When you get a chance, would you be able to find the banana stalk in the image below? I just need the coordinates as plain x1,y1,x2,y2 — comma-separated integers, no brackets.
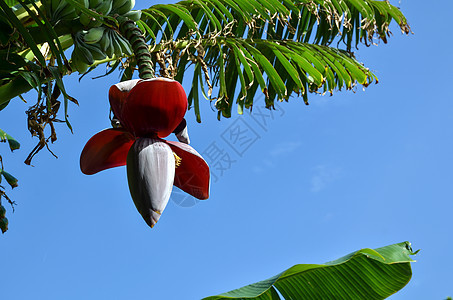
119,17,154,79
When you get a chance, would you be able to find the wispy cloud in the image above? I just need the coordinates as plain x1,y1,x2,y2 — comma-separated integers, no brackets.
252,159,275,174
269,141,302,157
252,141,301,174
310,165,341,192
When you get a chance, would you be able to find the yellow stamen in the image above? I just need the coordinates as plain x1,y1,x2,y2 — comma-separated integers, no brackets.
173,152,182,168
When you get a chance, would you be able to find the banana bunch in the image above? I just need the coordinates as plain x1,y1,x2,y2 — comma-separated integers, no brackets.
73,0,88,16
84,27,105,44
71,31,107,74
70,0,140,73
112,0,142,22
71,28,133,73
100,28,133,58
44,0,77,23
77,0,139,27
43,0,140,26
111,0,135,15
122,10,142,22
79,0,115,26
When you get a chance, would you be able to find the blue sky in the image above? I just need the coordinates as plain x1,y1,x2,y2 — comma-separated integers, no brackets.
1,0,452,299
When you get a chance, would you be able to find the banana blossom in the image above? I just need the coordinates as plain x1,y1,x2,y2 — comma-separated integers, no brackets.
80,78,210,228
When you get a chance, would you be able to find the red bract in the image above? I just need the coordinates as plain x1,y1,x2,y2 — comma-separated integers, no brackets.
80,78,210,227
80,128,135,175
109,78,188,138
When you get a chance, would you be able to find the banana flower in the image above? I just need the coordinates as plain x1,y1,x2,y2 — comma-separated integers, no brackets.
80,78,210,228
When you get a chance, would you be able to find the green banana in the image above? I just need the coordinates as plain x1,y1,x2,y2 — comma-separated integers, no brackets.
56,1,77,20
112,0,128,12
61,8,78,20
73,33,94,64
77,0,90,8
123,10,141,21
84,43,107,60
95,0,113,15
75,29,107,61
84,27,105,44
99,29,111,51
53,1,68,16
103,30,115,57
74,0,89,16
88,0,103,9
79,12,91,26
71,50,89,73
109,30,123,57
76,45,94,65
116,0,134,15
47,0,76,22
116,33,132,56
79,1,104,27
105,43,114,58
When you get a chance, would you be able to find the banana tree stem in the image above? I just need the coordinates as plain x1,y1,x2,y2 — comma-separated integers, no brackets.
118,17,154,80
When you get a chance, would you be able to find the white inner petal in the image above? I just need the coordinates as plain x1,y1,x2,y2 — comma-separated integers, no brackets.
127,138,175,227
113,79,141,92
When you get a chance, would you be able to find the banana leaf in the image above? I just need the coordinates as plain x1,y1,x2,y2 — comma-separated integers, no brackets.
139,0,409,120
203,242,418,300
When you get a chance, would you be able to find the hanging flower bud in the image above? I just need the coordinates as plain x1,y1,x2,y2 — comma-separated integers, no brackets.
126,137,175,228
81,78,210,228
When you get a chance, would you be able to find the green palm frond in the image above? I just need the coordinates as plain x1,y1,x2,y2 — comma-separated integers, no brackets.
187,38,376,120
0,0,410,119
143,0,410,48
0,0,410,163
136,0,410,120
